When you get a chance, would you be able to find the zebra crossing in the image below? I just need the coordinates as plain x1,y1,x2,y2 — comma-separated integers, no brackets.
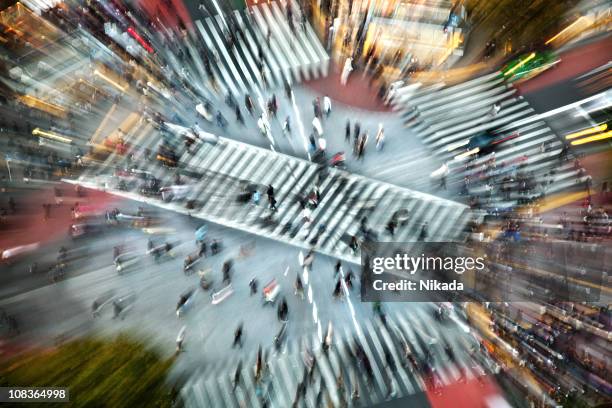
186,0,329,98
391,72,589,211
74,118,472,264
180,305,489,408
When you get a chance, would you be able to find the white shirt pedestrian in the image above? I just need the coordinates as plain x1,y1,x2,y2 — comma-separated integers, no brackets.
340,57,353,86
176,325,186,352
323,96,332,117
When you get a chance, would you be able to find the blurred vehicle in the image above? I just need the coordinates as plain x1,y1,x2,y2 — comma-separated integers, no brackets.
465,130,519,156
115,212,154,228
502,50,559,83
73,203,107,220
69,220,109,238
157,143,177,167
161,185,191,202
1,242,40,263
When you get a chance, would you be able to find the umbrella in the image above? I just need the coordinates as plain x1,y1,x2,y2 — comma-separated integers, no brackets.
195,225,208,241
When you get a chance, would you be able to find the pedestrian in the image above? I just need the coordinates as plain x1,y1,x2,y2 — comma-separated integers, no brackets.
233,361,242,390
222,260,233,284
349,235,358,253
333,278,343,298
245,94,254,116
269,196,277,211
235,105,244,125
283,116,291,135
345,120,351,143
249,277,258,295
323,95,332,117
216,110,226,127
375,123,384,151
340,57,353,85
345,269,353,290
278,297,288,321
233,323,244,348
198,241,207,257
294,275,304,298
353,121,360,142
176,325,186,353
419,222,428,241
334,260,341,278
266,184,274,202
284,80,292,99
252,190,261,205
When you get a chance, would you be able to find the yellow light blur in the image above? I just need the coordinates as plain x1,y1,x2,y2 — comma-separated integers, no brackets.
32,128,72,144
94,69,127,92
447,139,470,151
565,123,607,139
545,16,587,45
570,130,612,145
504,52,536,76
454,147,479,160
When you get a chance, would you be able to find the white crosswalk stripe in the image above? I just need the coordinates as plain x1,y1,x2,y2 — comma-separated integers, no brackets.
392,71,587,211
179,307,487,407
189,1,330,97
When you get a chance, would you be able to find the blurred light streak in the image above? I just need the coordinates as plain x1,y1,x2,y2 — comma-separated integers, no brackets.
504,52,535,76
504,92,608,130
90,104,118,145
18,94,66,117
127,27,153,53
94,70,128,92
447,139,469,152
32,128,72,144
565,123,607,139
545,16,589,45
570,130,612,145
454,147,479,160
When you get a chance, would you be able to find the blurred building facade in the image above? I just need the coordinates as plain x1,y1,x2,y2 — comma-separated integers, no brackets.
314,0,467,81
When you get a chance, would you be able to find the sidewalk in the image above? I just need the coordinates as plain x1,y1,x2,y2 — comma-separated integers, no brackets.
303,62,391,112
0,184,118,252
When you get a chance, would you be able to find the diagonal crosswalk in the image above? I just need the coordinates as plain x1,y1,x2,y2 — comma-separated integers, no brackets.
73,120,472,264
179,306,489,408
391,72,589,211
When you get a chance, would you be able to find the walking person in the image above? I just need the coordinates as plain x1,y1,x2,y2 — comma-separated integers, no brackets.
282,116,291,135
294,274,304,299
334,260,342,278
353,121,361,143
375,123,384,151
333,277,343,299
345,269,353,290
245,94,254,116
249,277,258,295
323,95,332,117
235,105,244,125
340,57,353,85
232,361,243,390
345,120,351,143
233,323,244,348
176,325,186,353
